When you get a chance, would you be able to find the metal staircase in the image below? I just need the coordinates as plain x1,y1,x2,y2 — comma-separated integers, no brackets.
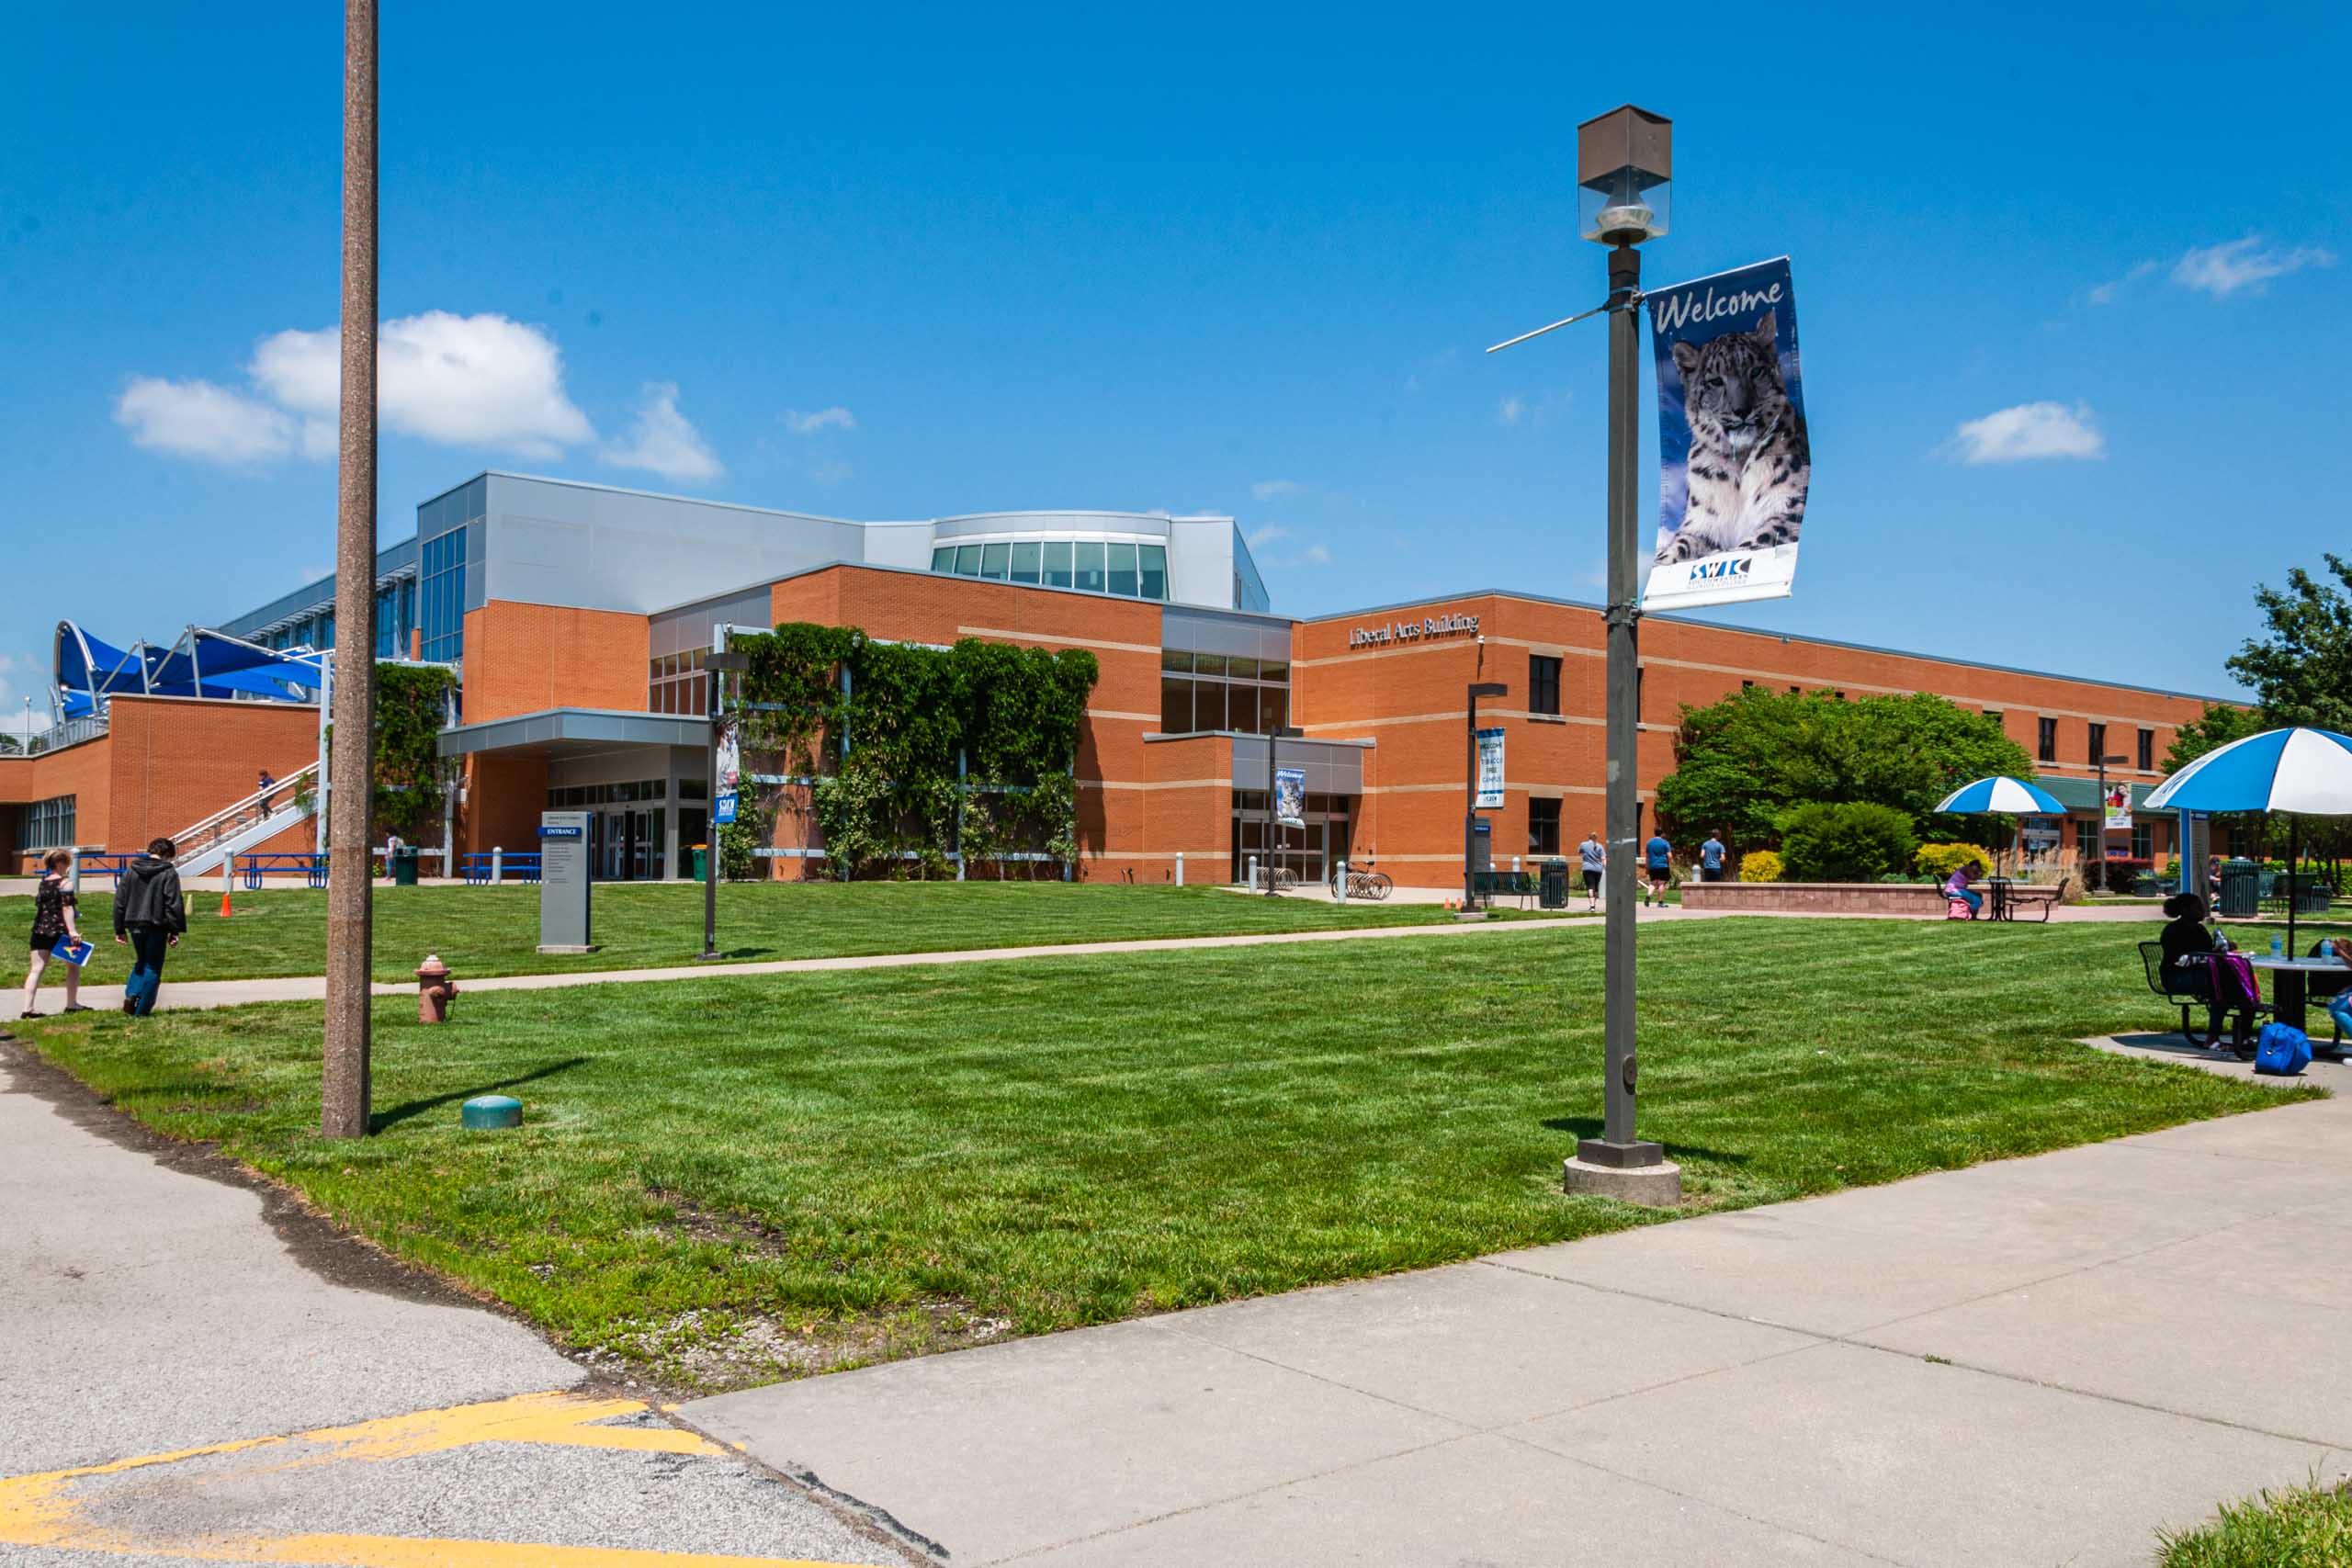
168,761,320,877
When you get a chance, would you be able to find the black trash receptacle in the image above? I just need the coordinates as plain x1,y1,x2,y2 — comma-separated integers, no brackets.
1540,858,1569,910
2217,858,2260,919
391,846,420,886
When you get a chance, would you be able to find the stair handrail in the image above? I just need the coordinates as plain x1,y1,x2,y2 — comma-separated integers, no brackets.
166,761,320,853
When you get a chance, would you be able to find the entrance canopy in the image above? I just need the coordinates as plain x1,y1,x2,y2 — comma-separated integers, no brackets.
54,622,326,716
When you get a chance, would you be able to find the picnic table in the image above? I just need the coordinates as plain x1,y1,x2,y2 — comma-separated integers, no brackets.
2245,953,2352,1036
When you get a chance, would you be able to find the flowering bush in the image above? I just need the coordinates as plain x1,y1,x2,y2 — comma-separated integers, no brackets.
1916,842,1995,881
1737,849,1784,883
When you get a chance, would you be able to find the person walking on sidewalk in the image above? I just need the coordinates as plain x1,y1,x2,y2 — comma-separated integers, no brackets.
113,838,186,1018
1643,829,1674,908
1577,830,1605,910
21,850,93,1019
1699,831,1728,883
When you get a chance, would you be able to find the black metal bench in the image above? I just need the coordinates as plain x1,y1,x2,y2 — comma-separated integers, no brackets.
2137,941,2266,1054
1472,869,1538,908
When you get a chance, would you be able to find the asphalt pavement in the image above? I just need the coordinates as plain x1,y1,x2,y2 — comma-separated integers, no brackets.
0,1032,914,1568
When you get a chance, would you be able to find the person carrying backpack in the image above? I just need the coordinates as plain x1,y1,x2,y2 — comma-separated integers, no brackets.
113,838,186,1018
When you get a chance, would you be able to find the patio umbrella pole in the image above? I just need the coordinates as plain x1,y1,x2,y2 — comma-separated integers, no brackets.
2288,815,2298,957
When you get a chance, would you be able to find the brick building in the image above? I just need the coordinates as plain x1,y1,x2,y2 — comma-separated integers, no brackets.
6,472,2223,886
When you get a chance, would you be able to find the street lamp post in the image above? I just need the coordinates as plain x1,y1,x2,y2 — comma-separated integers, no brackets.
1464,682,1508,908
2093,751,2129,892
1263,724,1305,894
700,650,752,959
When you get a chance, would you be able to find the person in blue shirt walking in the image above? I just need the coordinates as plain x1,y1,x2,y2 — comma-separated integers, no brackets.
1699,831,1728,883
1643,830,1673,908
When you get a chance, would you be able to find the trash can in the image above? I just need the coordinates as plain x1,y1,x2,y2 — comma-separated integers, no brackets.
692,844,709,884
2217,858,2260,919
391,846,420,886
1540,858,1569,910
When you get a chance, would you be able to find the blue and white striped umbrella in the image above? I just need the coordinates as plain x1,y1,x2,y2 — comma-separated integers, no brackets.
1932,775,2068,815
2143,727,2352,814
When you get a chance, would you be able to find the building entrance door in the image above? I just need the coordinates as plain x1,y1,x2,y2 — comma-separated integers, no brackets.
594,807,666,881
1231,792,1354,887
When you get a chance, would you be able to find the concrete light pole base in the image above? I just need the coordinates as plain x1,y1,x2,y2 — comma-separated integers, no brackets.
1563,1148,1683,1207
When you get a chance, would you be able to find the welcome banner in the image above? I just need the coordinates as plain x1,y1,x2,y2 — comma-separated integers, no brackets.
1644,257,1812,611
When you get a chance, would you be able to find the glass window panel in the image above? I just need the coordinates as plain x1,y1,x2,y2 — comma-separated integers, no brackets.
1011,540,1042,584
1160,649,1193,673
1074,541,1106,593
955,545,982,576
1161,677,1193,732
1227,656,1260,681
1258,660,1289,683
1228,685,1264,733
1193,653,1228,679
1261,687,1288,731
980,542,1011,579
1044,540,1074,588
931,547,956,572
1106,542,1138,597
1139,544,1167,600
1192,682,1227,732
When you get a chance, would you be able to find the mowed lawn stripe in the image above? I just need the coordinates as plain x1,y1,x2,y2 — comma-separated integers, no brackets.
13,916,2303,1392
1,880,1453,986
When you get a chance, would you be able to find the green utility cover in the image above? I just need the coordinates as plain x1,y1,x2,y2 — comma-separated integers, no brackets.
461,1095,522,1130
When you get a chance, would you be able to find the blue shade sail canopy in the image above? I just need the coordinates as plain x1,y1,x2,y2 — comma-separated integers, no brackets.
1932,775,2067,816
2143,728,2352,815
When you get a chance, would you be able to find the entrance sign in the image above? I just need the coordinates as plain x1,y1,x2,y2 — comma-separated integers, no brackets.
1475,727,1506,810
1643,257,1811,612
1273,767,1306,829
537,809,595,953
713,721,741,827
2104,784,2132,831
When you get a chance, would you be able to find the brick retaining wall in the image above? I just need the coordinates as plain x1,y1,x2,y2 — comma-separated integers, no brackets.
1679,881,1954,915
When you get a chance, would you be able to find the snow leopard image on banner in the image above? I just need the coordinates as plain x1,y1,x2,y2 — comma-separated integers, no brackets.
1644,256,1811,611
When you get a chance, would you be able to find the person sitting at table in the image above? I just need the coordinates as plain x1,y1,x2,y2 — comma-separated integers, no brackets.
2324,940,2352,1042
1944,862,1983,918
2162,893,2261,1047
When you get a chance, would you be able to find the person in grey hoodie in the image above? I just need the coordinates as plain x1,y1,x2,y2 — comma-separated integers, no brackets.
112,838,186,1018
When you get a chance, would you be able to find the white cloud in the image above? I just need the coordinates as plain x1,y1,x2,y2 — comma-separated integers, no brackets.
1246,524,1288,550
1251,479,1305,502
1302,543,1332,565
2086,259,2157,305
2172,236,2337,297
1948,401,2105,463
781,406,856,435
114,377,297,465
601,382,722,485
1498,396,1525,426
252,311,594,459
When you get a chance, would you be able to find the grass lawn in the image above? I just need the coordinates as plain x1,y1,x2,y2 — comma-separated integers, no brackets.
0,880,1455,987
11,915,2309,1393
2158,1476,2352,1566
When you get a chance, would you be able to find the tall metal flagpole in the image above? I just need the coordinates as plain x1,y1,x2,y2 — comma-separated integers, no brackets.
322,0,378,1140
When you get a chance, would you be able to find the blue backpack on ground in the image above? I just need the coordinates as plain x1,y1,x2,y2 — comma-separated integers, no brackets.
2254,1022,2312,1076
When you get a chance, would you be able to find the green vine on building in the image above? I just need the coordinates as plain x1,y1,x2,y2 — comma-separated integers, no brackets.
726,624,1099,879
307,661,461,842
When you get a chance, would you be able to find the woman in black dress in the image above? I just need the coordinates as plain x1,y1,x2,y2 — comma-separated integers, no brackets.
21,849,90,1018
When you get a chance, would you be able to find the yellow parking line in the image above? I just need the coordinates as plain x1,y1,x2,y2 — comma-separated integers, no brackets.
0,1393,874,1568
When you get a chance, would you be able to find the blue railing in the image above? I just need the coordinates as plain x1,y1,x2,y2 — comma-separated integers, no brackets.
459,852,542,885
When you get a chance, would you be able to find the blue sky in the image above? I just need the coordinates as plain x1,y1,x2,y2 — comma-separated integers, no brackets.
5,0,2348,733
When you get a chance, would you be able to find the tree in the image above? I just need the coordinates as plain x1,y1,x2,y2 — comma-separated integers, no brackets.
2162,701,2265,773
1653,687,2033,845
2227,552,2352,734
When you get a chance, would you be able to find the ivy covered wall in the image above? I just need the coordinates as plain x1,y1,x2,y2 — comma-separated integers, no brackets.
728,624,1099,879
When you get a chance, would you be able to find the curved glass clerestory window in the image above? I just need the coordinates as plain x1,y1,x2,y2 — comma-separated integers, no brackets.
929,536,1172,602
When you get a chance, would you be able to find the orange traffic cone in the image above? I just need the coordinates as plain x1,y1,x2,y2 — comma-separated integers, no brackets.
220,891,233,918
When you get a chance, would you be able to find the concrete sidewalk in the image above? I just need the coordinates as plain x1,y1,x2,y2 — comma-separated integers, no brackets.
0,1034,910,1565
684,1071,2352,1567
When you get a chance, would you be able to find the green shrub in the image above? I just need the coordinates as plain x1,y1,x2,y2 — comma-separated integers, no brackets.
1736,849,1783,883
1777,802,1918,883
1916,842,1995,881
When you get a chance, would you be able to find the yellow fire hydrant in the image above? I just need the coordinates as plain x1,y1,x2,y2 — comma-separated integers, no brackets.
415,953,458,1024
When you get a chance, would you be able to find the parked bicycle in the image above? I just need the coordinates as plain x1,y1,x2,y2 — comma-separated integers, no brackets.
1331,860,1393,901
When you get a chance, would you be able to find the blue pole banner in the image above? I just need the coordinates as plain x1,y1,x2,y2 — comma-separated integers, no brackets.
1643,257,1811,612
1475,728,1506,811
1274,766,1306,829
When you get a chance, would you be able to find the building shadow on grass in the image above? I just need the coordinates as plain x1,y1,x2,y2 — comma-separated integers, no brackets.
370,1056,590,1134
1540,1115,1752,1168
